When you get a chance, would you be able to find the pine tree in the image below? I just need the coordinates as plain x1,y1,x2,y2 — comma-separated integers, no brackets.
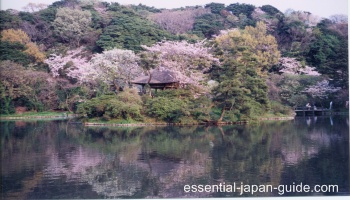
211,22,280,121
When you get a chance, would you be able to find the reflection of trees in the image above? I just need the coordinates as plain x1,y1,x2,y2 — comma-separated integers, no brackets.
4,171,44,200
206,117,349,197
207,124,283,197
66,125,215,198
67,117,348,197
279,116,349,195
1,117,348,198
280,116,348,165
1,120,69,199
140,128,213,198
1,120,67,176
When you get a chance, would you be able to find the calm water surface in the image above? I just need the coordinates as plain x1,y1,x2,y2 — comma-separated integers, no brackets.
1,116,349,199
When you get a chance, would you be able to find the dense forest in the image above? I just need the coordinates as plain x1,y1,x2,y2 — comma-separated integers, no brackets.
0,0,348,123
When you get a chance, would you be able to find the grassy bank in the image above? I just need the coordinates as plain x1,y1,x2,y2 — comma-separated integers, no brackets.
0,111,70,117
80,113,296,127
0,111,78,120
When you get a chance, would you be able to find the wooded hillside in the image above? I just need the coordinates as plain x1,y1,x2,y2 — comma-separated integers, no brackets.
0,0,348,122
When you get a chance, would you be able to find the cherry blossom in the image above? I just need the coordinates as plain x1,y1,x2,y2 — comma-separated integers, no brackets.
141,40,219,88
84,49,143,88
45,47,88,79
278,57,320,76
46,48,142,89
304,80,340,99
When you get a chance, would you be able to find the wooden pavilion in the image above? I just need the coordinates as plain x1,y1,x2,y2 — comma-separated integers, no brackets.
131,69,180,90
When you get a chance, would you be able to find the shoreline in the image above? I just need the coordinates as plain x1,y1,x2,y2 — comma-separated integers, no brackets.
259,116,295,121
0,114,80,120
84,121,249,127
1,114,293,126
1,112,348,126
84,116,297,127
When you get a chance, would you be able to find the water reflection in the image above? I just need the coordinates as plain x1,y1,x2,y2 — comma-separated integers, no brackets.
1,116,349,199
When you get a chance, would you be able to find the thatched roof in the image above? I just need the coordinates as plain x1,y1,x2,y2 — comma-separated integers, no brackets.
131,69,179,85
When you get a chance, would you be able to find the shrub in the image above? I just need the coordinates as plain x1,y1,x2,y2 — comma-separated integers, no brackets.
145,97,189,122
190,95,212,121
148,89,214,123
154,89,192,99
76,89,143,121
105,99,143,120
270,101,293,115
76,94,113,117
116,88,142,105
0,96,15,114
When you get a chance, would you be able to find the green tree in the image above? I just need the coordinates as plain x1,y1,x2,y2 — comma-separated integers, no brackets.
96,14,174,52
205,3,225,15
131,3,161,14
226,3,256,18
260,5,281,16
274,11,318,59
0,41,32,65
38,7,57,22
19,12,36,24
193,13,224,38
226,3,256,28
211,58,270,121
53,7,92,46
211,22,280,121
0,10,21,31
216,22,280,76
1,29,45,63
306,20,348,88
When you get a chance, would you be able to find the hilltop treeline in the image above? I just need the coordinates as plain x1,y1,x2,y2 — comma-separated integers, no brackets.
0,0,348,122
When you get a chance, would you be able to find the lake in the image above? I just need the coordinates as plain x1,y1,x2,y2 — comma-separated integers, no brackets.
1,116,349,199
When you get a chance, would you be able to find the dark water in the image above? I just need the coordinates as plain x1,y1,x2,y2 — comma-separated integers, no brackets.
1,116,349,199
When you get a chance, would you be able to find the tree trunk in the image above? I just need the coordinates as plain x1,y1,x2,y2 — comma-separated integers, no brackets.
65,94,72,113
113,79,120,93
147,72,152,84
205,103,215,122
218,108,226,122
218,126,225,138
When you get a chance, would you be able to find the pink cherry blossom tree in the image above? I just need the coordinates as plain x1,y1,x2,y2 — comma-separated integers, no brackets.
304,80,340,100
83,49,143,91
46,48,143,91
278,57,320,76
141,40,219,89
45,47,89,79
